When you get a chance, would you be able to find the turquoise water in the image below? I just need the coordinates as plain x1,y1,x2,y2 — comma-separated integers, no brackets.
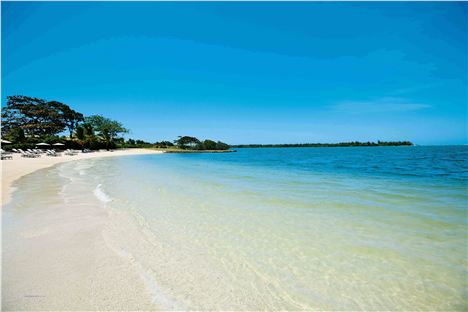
7,146,468,310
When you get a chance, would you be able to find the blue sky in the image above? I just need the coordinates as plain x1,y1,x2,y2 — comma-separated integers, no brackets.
2,2,467,145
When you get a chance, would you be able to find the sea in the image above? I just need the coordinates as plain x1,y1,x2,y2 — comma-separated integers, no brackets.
4,146,468,310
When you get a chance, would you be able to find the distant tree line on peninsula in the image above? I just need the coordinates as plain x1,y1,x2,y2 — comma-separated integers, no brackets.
120,136,230,151
231,141,413,148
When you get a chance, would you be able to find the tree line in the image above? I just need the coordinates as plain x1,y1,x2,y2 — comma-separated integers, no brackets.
173,136,230,150
117,136,230,150
1,95,129,150
1,95,230,151
231,141,414,148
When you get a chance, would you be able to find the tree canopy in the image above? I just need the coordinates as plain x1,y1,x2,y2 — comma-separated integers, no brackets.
174,136,201,149
1,95,67,136
85,115,128,149
1,95,130,150
48,101,84,138
174,136,230,150
1,96,85,139
1,95,232,152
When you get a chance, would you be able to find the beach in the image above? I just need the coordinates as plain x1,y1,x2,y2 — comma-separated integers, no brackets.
1,149,163,205
2,149,165,310
2,1,466,310
2,146,467,310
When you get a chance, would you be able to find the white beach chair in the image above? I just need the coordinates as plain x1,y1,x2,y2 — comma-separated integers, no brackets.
27,149,41,155
19,149,38,158
46,150,60,157
1,149,13,160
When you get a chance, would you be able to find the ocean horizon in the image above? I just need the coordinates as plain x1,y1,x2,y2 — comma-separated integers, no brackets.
3,146,467,310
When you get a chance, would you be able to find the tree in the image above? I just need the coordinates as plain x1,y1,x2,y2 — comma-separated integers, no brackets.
154,141,174,148
4,127,25,143
1,95,66,136
199,139,217,150
75,125,85,150
215,141,230,150
48,101,84,138
74,122,96,150
174,136,200,149
86,115,128,150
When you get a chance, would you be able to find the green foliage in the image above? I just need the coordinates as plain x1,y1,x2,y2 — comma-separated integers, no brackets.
75,125,85,141
4,127,25,143
74,123,97,150
86,115,128,138
195,139,229,150
48,100,84,138
174,136,230,150
197,139,217,150
1,95,67,136
215,141,230,150
118,138,153,148
2,143,37,151
85,115,128,149
174,136,201,149
43,135,63,144
0,95,132,151
232,141,414,148
154,141,174,148
83,123,95,138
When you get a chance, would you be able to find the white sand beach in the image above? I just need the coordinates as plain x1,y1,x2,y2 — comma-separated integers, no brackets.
1,148,162,205
2,149,165,310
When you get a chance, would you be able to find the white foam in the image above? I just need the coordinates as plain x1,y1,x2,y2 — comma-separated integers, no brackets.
93,184,113,203
113,248,178,309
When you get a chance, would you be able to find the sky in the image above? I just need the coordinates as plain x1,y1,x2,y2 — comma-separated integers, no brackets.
1,2,467,145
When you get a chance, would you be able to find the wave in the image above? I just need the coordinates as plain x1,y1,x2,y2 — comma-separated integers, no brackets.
116,248,178,309
94,184,113,203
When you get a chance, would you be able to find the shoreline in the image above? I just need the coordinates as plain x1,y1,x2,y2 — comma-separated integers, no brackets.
2,148,165,310
1,146,466,310
1,148,163,205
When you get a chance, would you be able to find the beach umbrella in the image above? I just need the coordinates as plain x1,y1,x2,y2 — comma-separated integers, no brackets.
1,139,12,144
53,143,65,146
36,142,50,149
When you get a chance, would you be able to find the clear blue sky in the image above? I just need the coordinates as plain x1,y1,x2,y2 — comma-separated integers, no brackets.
2,2,467,145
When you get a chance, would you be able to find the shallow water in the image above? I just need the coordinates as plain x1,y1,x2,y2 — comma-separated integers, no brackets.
4,146,468,310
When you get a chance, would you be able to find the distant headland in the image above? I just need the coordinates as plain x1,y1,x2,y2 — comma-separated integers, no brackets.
231,141,414,148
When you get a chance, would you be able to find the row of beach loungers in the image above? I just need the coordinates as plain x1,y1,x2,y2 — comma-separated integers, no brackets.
1,148,89,159
1,149,13,160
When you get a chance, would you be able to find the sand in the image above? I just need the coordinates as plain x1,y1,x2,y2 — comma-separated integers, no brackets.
1,148,163,205
2,148,164,310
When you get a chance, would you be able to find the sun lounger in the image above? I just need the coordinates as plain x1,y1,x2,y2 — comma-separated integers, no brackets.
19,149,40,158
27,149,41,155
1,149,13,160
46,150,60,157
64,149,78,156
